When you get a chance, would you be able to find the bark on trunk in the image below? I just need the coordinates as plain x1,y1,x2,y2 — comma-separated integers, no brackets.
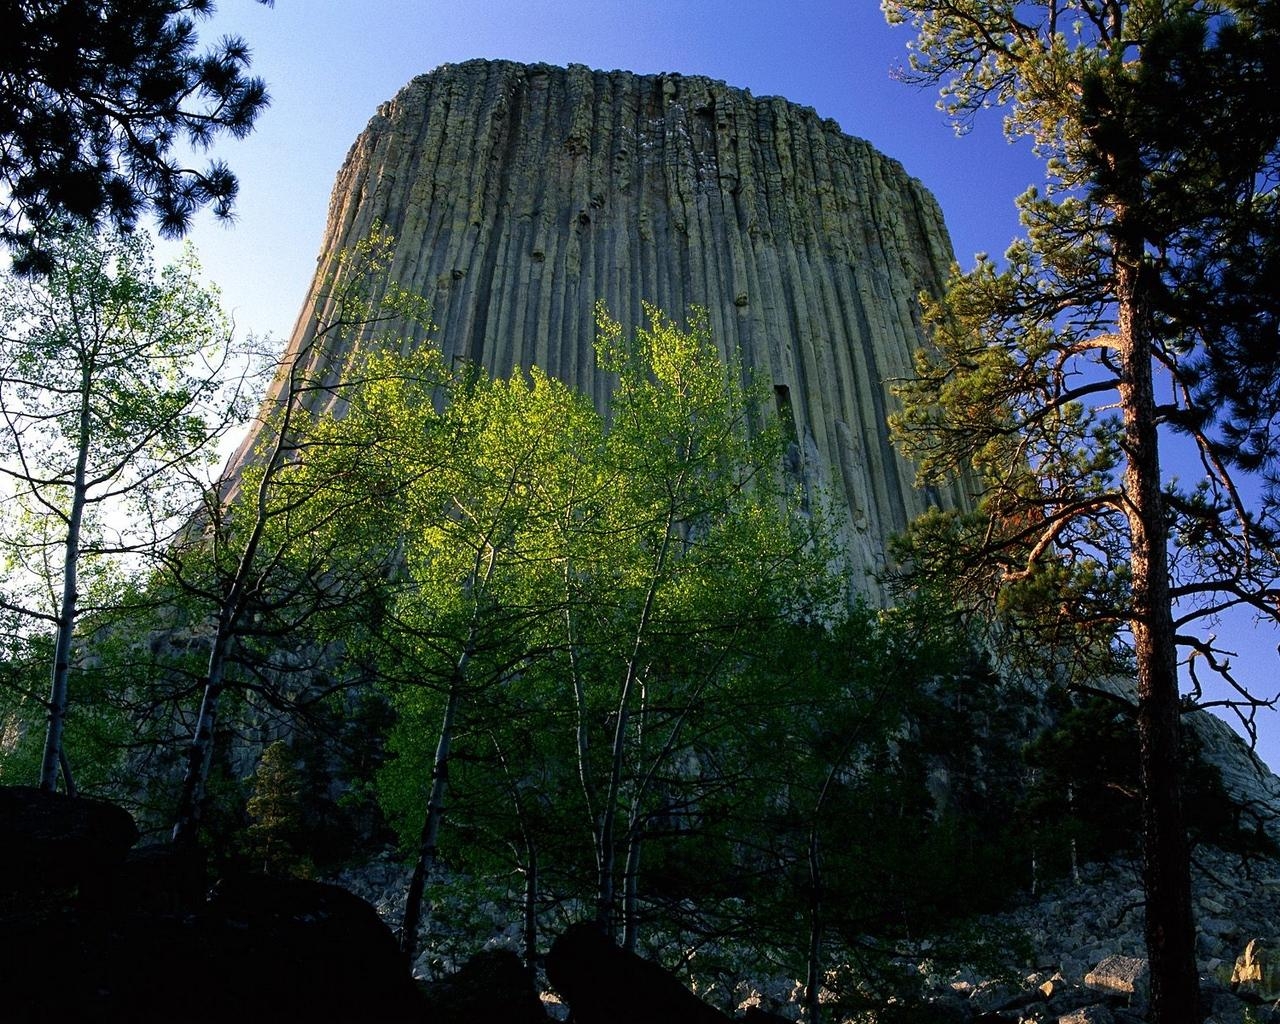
39,386,92,792
400,647,469,962
523,845,539,976
595,516,673,935
622,828,642,954
58,748,76,798
805,823,824,1024
1116,249,1199,1024
171,627,233,847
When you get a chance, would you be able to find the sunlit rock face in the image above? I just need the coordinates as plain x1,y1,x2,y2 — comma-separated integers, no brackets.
244,59,973,599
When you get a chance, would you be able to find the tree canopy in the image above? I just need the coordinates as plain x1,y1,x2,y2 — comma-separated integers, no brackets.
332,304,841,960
0,227,248,792
1,0,272,274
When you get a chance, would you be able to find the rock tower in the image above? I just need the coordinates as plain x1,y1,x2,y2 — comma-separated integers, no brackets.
245,59,973,597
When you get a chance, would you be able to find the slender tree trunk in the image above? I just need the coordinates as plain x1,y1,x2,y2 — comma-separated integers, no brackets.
172,626,234,847
565,567,603,886
171,346,310,842
622,827,642,953
39,388,92,792
58,748,76,798
596,522,672,935
595,680,629,933
523,844,539,976
490,726,540,975
1116,247,1198,1024
805,822,824,1024
400,645,470,962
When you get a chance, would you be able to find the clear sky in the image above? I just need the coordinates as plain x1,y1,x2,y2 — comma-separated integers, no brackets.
165,0,1279,772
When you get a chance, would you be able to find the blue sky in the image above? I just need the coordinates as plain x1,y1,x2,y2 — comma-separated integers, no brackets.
167,1,1279,770
172,1,1043,341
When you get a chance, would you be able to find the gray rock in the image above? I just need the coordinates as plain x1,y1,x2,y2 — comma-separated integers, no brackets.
969,978,1022,1013
1057,1005,1114,1024
1083,955,1149,1005
1201,974,1267,1024
1201,897,1231,916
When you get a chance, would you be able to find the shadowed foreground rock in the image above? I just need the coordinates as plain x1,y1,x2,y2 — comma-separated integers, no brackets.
547,921,733,1023
0,786,426,1023
423,949,548,1023
0,784,138,892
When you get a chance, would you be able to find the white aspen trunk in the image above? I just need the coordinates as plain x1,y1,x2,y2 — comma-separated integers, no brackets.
400,641,472,962
564,560,602,880
805,823,824,1024
39,381,92,793
596,522,671,934
622,827,642,953
522,845,539,974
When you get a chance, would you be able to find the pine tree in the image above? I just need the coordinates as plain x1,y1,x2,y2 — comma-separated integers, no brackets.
883,3,1280,1020
246,740,303,876
1,0,272,274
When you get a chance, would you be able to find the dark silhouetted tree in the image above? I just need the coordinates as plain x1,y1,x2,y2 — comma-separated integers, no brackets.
1,0,273,274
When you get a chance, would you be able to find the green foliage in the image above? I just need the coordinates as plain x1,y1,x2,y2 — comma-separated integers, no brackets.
159,223,440,847
307,302,846,949
882,17,1279,1012
0,631,53,784
0,228,245,566
1022,691,1280,866
0,226,251,790
782,611,1030,934
316,293,1085,977
246,740,309,877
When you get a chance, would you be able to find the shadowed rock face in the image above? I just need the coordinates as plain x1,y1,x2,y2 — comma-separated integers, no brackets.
247,59,973,598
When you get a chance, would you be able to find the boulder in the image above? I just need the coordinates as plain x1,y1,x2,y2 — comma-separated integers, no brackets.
0,871,427,1022
0,785,138,894
81,841,207,912
201,873,426,1020
1083,954,1149,1006
970,977,1047,1015
546,921,733,1023
1231,938,1280,1002
1059,1007,1116,1024
423,949,547,1023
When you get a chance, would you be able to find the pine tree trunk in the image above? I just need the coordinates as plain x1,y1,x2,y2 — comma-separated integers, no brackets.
1116,249,1199,1024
